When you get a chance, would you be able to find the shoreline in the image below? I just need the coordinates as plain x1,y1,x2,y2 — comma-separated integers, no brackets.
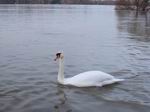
0,1,116,5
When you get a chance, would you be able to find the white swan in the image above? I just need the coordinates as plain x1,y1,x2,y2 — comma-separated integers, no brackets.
54,52,124,87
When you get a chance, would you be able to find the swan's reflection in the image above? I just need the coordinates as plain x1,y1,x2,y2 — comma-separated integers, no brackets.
53,85,72,112
53,83,124,112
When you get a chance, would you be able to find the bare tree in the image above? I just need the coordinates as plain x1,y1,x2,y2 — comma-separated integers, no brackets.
116,0,150,12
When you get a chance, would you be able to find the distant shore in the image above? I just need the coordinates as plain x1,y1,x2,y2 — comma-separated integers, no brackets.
0,1,116,5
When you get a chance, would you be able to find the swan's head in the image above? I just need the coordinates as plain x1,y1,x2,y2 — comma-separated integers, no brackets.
54,52,64,61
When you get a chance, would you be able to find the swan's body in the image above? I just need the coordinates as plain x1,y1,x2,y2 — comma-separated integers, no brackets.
55,53,124,87
64,71,123,87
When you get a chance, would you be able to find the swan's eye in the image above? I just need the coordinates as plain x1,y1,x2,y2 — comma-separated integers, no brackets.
56,53,61,58
54,53,63,61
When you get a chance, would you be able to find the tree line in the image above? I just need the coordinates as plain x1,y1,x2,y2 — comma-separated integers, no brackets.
0,0,115,4
0,0,96,4
116,0,150,12
0,0,58,4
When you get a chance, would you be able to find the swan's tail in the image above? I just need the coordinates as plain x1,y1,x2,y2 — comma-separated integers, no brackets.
113,78,125,82
100,78,124,86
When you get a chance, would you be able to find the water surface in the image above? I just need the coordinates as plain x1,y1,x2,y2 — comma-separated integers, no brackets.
0,5,150,112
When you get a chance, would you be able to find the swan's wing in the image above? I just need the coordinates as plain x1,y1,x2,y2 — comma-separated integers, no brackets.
64,71,114,87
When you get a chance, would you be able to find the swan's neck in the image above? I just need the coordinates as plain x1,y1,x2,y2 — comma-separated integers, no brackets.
58,58,64,84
